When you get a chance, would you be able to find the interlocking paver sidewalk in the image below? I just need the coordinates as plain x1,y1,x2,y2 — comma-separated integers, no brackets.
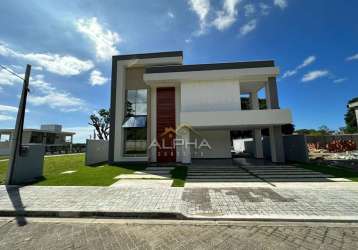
1,184,358,220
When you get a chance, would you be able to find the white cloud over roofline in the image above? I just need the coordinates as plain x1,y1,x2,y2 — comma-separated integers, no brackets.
0,42,94,76
75,17,122,61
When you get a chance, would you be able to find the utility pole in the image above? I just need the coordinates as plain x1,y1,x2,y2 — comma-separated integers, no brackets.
6,64,31,185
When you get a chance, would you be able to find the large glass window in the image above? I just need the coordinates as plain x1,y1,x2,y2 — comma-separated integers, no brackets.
123,89,148,156
124,128,147,155
126,89,147,116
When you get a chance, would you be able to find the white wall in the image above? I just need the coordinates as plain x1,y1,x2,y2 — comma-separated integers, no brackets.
190,129,232,159
0,142,10,156
181,80,241,112
181,109,292,128
85,139,109,165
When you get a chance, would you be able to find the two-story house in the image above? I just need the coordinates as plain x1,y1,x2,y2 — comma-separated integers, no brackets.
109,51,292,164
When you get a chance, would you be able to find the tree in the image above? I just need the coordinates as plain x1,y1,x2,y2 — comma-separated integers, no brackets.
240,97,267,110
295,125,334,136
317,125,332,135
282,123,295,135
89,109,110,140
344,97,358,134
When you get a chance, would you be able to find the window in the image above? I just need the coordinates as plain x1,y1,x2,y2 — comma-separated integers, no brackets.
124,128,147,155
123,89,148,156
46,133,56,144
126,89,147,116
30,132,44,143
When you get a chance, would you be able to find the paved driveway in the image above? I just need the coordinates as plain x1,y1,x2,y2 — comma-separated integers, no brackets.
1,218,358,250
185,158,349,187
2,184,358,221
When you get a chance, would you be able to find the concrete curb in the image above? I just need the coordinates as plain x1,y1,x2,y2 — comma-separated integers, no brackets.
2,210,358,223
0,210,186,220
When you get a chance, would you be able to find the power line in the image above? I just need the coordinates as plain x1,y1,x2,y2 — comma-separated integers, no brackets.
0,64,25,81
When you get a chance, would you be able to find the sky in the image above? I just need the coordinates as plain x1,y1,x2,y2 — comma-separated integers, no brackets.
0,0,357,142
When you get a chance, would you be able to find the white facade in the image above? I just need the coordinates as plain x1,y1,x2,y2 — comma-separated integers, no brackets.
109,51,292,164
181,80,241,112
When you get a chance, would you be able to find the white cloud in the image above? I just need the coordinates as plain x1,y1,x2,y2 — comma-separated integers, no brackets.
333,78,347,83
282,70,297,78
0,104,18,113
25,74,87,112
0,42,94,76
259,2,270,15
302,70,329,82
0,68,23,86
28,91,86,112
23,53,94,76
0,114,15,121
274,0,288,9
89,70,108,86
0,104,29,115
346,53,358,61
240,19,257,35
244,4,255,17
185,38,192,43
282,55,316,78
188,0,211,35
75,17,122,61
30,74,56,93
212,0,241,31
297,56,316,69
167,11,175,18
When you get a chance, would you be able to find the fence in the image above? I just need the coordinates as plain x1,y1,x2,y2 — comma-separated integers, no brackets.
305,134,358,150
85,139,109,165
244,135,309,163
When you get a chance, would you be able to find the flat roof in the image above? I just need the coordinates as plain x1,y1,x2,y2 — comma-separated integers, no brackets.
113,51,183,61
145,60,275,74
0,128,75,135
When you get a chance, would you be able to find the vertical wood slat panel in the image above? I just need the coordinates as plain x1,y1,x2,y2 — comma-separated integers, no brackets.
156,87,176,162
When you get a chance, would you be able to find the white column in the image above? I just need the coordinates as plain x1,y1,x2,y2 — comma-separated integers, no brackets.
355,109,358,124
70,135,73,152
42,133,47,144
269,126,285,163
181,128,191,164
265,81,272,109
175,85,181,162
250,91,259,110
150,86,157,162
114,64,126,162
253,129,263,159
269,127,277,162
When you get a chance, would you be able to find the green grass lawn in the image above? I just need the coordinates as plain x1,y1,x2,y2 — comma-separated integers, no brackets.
0,160,7,184
298,162,358,182
0,154,146,186
171,165,188,187
0,156,8,160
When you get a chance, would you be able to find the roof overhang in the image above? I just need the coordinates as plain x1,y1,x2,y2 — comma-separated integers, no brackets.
144,66,279,85
113,51,183,67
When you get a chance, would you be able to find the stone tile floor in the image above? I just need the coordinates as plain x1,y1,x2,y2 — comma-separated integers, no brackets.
1,218,358,249
1,184,358,220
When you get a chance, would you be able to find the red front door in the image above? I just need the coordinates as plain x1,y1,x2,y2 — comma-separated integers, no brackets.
156,87,176,162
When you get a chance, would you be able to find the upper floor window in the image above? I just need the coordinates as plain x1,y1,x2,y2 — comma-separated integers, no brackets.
126,89,147,116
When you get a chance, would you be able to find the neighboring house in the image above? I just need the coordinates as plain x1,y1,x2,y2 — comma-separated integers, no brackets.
0,124,75,155
348,101,358,124
109,51,292,164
